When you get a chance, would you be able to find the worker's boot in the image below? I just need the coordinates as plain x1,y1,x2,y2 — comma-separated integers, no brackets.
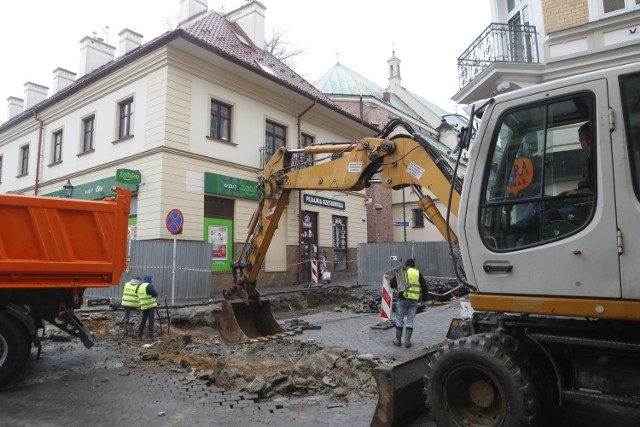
404,328,413,348
127,323,134,336
393,327,403,346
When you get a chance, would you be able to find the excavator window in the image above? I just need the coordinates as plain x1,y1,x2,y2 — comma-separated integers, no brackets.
620,72,640,200
480,93,596,251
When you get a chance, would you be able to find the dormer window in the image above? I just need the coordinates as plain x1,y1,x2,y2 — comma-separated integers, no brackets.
234,32,251,47
256,61,276,76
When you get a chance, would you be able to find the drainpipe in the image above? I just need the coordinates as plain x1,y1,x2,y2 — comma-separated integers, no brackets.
33,111,44,196
297,99,317,286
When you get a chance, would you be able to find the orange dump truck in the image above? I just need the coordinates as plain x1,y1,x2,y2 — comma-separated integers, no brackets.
0,187,130,386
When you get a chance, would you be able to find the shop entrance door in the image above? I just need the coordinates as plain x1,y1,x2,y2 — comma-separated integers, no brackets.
301,211,318,283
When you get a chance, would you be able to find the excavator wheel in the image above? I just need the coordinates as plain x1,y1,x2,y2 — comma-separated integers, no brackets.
424,335,541,427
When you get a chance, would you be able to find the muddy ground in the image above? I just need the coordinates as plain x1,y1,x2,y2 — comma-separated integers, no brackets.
77,285,387,405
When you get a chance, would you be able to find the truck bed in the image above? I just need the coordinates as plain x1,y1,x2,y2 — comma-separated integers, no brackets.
0,188,130,289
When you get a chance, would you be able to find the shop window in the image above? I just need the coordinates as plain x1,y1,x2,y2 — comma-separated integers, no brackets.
332,215,348,271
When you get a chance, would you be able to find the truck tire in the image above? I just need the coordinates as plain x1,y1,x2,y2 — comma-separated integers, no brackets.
0,313,29,386
424,335,541,427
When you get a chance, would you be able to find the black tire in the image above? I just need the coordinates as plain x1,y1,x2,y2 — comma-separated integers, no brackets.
424,335,541,427
0,313,29,386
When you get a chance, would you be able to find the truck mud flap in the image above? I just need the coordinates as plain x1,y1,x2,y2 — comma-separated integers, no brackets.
219,300,293,343
370,346,437,427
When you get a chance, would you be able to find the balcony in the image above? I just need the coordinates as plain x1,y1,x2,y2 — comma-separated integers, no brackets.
458,23,540,90
259,146,314,170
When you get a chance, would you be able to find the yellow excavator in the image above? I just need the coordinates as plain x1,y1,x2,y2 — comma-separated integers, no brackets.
221,61,640,426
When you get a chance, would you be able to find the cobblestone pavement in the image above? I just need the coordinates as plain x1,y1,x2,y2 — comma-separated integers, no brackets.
0,284,442,426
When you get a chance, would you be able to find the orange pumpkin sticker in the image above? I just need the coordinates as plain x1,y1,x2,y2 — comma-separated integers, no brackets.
507,157,534,195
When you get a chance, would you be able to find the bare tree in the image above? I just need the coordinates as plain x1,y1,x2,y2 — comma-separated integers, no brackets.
265,28,303,67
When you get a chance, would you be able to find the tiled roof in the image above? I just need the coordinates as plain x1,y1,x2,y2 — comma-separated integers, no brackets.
2,9,375,133
180,10,334,105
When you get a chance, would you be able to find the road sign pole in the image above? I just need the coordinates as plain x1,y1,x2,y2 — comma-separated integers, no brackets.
171,233,176,305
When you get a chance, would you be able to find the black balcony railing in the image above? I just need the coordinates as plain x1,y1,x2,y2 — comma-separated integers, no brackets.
458,23,539,89
259,146,314,170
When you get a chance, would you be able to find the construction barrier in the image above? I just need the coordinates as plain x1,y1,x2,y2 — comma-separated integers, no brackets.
380,275,393,321
311,260,318,285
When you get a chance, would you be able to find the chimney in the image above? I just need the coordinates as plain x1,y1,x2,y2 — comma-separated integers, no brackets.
23,82,48,109
383,90,391,103
6,97,24,120
118,28,143,57
179,0,208,24
78,36,116,77
52,68,76,94
226,1,266,49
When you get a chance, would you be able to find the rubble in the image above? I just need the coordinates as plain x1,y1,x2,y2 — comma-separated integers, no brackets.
84,285,386,404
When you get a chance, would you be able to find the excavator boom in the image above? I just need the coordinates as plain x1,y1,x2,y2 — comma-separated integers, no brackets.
220,120,465,344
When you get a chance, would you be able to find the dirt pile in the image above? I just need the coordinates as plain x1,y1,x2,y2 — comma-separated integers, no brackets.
84,285,385,403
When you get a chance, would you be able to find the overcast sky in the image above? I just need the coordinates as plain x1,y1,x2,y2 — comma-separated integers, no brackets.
1,0,491,120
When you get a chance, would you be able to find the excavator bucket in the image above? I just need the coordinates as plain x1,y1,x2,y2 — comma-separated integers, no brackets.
370,347,436,427
219,300,292,343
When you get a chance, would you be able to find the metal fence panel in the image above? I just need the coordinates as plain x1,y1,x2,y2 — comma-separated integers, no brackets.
84,240,213,303
357,241,457,286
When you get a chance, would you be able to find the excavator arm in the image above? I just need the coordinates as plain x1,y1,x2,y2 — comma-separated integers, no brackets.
219,120,465,343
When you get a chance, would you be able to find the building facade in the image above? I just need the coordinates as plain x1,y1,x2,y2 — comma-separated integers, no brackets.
0,0,376,290
314,54,468,243
454,0,640,104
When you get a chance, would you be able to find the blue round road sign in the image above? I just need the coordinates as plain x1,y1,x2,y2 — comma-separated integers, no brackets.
166,209,184,234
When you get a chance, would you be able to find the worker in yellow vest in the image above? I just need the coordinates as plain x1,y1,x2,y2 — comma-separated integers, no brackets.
388,259,428,348
137,275,158,340
121,276,141,337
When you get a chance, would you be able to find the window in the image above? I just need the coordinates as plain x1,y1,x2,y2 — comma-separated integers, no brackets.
480,94,595,250
412,208,425,228
210,100,231,141
620,72,640,200
83,115,95,152
332,215,348,271
599,0,640,15
0,155,3,183
19,145,29,176
300,133,314,167
118,98,133,139
52,130,63,164
265,121,286,159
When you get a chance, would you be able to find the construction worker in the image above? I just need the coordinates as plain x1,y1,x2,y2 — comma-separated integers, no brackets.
121,276,141,337
137,275,158,340
388,259,428,348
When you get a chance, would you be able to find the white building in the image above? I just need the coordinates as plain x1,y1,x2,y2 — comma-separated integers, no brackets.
0,0,376,290
454,0,640,104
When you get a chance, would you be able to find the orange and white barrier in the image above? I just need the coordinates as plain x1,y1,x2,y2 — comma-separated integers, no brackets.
311,260,318,285
380,275,393,321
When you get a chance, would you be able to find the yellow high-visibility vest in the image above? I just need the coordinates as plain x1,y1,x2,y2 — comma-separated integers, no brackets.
403,268,421,301
137,283,158,310
122,282,140,308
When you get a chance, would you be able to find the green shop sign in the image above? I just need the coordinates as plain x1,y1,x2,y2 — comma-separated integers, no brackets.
46,177,138,200
205,172,258,200
116,168,142,185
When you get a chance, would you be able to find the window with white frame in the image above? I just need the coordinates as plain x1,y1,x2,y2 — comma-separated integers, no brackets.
19,145,29,176
82,115,95,153
118,98,133,139
0,155,3,183
52,130,63,164
591,0,640,17
265,120,286,159
210,99,231,141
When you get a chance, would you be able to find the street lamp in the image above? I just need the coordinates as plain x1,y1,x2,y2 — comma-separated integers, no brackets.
63,179,74,198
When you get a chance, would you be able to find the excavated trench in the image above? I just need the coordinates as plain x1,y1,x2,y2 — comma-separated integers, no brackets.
84,285,386,404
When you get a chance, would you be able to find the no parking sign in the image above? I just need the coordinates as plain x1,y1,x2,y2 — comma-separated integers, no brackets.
166,209,184,234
